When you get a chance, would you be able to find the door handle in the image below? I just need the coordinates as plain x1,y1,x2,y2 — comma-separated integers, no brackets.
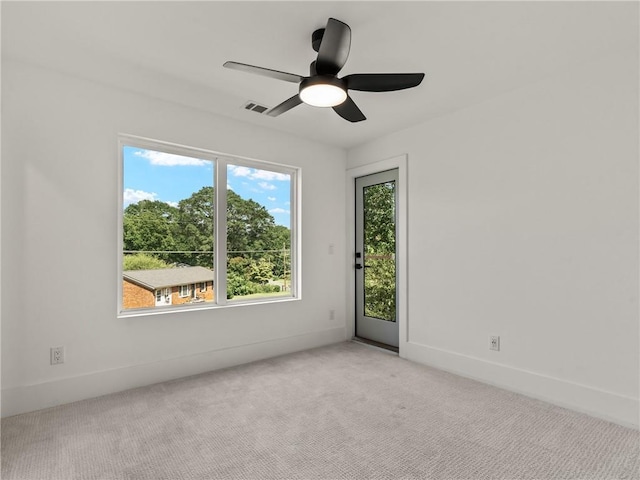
355,264,371,269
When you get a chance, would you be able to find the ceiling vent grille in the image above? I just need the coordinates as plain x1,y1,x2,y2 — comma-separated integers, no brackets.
243,101,269,114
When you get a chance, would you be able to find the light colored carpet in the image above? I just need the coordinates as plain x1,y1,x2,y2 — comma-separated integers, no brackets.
2,341,638,479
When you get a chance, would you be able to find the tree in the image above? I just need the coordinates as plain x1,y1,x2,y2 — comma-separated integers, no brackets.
269,225,291,278
123,200,178,263
168,187,282,265
226,190,276,254
122,187,291,298
364,182,395,252
248,257,273,284
363,182,396,321
174,187,215,267
123,253,171,271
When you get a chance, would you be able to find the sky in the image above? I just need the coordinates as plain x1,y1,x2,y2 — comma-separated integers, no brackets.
123,146,291,228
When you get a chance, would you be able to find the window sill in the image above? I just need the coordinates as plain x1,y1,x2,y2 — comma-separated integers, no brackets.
118,296,300,319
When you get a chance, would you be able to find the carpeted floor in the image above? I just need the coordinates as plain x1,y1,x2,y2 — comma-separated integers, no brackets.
2,341,638,479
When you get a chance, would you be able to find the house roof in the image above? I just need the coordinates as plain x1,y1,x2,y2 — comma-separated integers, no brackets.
123,266,214,290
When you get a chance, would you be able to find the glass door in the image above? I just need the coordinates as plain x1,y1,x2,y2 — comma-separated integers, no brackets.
355,169,399,349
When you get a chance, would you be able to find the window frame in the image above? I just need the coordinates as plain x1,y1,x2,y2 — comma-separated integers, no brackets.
117,134,300,317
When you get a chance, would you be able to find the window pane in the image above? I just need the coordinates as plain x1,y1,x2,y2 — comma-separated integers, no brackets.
226,164,292,301
122,145,215,310
363,181,396,321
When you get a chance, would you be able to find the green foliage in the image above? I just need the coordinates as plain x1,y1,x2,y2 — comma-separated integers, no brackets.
123,253,171,271
364,182,395,252
227,189,276,253
363,182,396,321
123,187,291,300
270,226,291,278
226,270,251,298
248,257,274,284
226,269,281,299
364,258,396,321
123,200,178,263
174,187,214,267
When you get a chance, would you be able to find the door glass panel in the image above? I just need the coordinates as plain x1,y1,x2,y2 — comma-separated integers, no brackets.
363,181,396,322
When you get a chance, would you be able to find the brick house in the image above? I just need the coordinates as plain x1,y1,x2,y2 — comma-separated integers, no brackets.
123,266,214,309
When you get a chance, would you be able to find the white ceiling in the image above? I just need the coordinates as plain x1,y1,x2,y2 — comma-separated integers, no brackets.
3,1,637,149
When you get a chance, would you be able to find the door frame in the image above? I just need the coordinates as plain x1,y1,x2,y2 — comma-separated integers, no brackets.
346,154,408,357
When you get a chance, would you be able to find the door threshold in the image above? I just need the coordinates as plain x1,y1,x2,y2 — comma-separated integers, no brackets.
352,337,399,354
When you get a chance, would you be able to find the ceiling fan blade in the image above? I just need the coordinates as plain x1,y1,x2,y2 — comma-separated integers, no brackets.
333,96,366,123
223,61,304,83
344,73,425,92
316,18,351,75
266,95,303,117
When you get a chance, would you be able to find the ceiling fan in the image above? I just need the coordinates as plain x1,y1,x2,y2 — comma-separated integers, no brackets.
223,18,425,123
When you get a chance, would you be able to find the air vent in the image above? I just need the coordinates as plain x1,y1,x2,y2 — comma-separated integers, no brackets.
243,101,269,114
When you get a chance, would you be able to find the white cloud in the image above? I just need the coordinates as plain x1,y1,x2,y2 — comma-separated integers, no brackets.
252,170,289,181
267,196,277,202
228,165,252,177
123,189,179,208
269,208,290,214
258,182,276,191
134,149,209,167
228,165,289,181
123,188,157,205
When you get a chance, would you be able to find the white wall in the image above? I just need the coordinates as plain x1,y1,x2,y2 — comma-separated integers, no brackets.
1,60,347,417
348,49,639,428
2,25,637,432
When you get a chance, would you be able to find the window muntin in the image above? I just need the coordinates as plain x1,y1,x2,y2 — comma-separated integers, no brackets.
119,136,298,315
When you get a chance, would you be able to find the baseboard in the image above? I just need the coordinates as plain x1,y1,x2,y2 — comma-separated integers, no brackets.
1,327,347,418
403,341,639,429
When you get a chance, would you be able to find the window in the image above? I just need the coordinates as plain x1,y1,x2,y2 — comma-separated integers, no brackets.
119,136,298,314
226,164,292,302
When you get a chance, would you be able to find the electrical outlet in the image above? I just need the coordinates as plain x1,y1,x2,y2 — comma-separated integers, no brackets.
50,346,65,365
489,336,500,351
328,244,335,255
329,309,335,320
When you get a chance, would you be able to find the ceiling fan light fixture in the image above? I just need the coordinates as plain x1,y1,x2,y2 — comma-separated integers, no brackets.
299,76,347,107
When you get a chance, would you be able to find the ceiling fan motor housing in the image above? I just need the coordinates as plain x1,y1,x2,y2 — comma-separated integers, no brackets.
312,28,325,52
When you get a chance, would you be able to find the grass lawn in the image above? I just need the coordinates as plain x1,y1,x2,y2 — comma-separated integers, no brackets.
228,290,291,302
